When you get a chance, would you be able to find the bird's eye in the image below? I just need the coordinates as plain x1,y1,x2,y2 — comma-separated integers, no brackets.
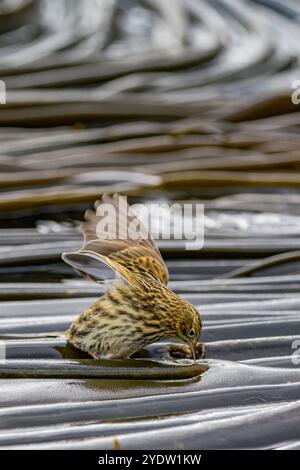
189,329,195,337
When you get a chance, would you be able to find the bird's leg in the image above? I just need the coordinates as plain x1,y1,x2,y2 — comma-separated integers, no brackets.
168,342,206,360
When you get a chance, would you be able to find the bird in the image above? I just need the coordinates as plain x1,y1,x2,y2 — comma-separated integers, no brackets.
62,194,202,359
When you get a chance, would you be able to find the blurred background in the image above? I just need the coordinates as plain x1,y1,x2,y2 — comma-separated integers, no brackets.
1,0,300,450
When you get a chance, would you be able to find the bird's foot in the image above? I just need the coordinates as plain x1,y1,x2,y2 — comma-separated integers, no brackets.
168,342,206,360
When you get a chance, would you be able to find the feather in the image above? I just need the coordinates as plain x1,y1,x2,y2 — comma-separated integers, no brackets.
62,194,169,286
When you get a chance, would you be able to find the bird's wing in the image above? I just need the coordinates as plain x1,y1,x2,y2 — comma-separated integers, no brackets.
62,194,169,286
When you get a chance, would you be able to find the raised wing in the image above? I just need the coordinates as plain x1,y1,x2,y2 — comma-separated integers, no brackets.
62,194,169,286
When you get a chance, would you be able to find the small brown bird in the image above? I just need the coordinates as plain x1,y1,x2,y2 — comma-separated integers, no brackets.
62,195,202,359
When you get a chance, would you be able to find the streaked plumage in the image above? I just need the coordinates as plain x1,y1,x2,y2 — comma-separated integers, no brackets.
62,195,202,359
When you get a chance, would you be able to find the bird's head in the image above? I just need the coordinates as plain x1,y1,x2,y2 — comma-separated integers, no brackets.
175,301,202,359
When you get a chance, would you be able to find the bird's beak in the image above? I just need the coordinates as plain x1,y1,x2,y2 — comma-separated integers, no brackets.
189,343,196,361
